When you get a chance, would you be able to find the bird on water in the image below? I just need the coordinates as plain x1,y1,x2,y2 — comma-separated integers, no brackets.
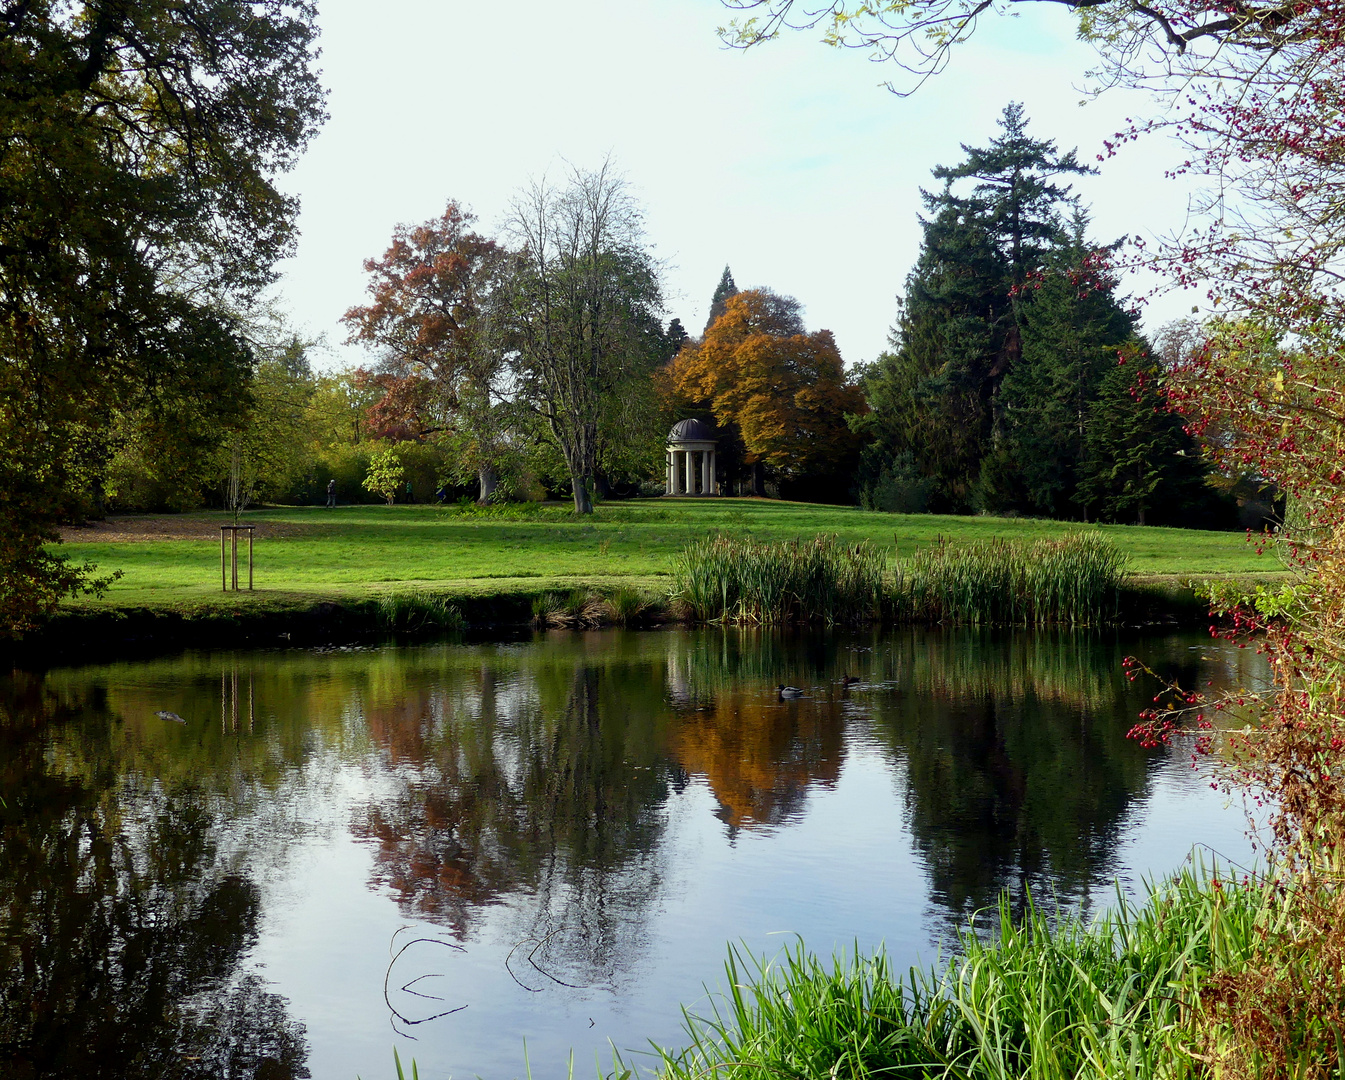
841,675,860,687
776,684,804,699
155,710,187,724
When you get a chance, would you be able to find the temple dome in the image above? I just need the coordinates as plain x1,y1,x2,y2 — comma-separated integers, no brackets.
668,418,717,442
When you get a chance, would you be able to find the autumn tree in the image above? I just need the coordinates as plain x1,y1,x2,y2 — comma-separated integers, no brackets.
343,202,510,502
0,0,326,636
669,289,864,495
499,162,665,514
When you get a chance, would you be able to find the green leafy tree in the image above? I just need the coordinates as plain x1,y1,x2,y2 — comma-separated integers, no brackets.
499,161,665,514
363,447,407,506
0,0,326,636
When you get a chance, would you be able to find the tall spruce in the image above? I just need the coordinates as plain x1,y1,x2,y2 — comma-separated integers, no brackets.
858,104,1088,512
982,217,1139,518
705,266,739,332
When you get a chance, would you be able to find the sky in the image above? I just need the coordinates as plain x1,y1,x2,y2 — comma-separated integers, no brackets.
274,0,1206,372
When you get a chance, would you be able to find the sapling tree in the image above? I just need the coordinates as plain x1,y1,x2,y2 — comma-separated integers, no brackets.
363,448,406,506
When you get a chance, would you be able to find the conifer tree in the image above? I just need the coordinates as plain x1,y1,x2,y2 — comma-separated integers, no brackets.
857,106,1098,512
705,266,739,333
665,318,690,359
1077,353,1210,526
982,219,1138,517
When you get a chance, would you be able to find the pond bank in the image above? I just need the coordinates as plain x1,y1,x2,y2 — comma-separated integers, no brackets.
5,573,1280,666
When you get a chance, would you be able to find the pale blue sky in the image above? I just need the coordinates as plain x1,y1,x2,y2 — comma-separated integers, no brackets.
275,0,1202,371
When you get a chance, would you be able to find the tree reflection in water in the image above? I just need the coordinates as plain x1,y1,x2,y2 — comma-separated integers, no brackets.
355,651,679,989
862,630,1216,933
0,672,310,1080
1,627,1252,1071
354,628,1228,958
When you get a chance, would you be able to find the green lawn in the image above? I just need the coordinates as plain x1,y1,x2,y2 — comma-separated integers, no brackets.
54,498,1282,611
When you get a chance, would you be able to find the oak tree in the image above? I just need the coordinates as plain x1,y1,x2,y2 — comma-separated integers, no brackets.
0,0,326,635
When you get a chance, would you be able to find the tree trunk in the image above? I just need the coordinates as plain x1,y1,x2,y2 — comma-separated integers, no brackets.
593,472,611,500
478,465,497,505
751,461,766,497
571,475,593,515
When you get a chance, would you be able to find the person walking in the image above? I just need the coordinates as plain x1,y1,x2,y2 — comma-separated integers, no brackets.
326,479,336,508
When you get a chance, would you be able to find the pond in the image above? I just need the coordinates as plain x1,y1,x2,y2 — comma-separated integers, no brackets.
0,627,1267,1080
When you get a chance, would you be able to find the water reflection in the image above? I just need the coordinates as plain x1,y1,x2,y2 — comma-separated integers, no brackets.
0,628,1263,1079
0,676,309,1080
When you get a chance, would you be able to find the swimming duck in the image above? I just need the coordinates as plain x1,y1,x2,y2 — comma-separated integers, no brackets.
776,684,805,699
841,674,861,687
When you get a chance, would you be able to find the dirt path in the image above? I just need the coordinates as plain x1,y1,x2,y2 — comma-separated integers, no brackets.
60,516,311,543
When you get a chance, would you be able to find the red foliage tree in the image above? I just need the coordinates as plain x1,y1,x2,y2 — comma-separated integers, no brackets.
343,202,507,500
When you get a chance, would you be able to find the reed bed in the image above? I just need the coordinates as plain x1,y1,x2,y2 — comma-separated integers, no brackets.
670,534,887,626
643,865,1276,1080
893,532,1128,627
373,590,466,634
671,532,1126,627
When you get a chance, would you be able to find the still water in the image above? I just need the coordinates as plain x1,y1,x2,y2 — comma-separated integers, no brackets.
1,628,1266,1080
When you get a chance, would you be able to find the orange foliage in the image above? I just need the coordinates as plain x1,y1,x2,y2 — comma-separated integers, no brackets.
668,291,866,476
671,691,843,831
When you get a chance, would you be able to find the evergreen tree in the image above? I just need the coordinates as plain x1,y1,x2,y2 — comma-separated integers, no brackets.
1076,353,1211,526
982,219,1138,518
856,202,1008,511
858,106,1098,512
934,102,1094,287
705,266,738,332
665,318,690,359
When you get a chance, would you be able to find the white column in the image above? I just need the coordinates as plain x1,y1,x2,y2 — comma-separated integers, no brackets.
666,451,674,495
683,450,695,495
708,450,716,495
701,450,711,495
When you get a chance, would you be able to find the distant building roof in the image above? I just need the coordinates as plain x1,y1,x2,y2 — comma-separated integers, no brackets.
668,418,717,442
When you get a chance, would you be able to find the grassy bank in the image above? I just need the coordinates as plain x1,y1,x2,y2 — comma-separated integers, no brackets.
15,499,1282,659
55,499,1277,610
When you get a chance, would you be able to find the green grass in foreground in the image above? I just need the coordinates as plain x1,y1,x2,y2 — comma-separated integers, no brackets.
56,499,1281,610
378,865,1287,1080
637,865,1273,1080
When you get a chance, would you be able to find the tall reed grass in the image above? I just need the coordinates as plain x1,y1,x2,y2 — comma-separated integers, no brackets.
373,591,466,634
641,865,1274,1080
893,532,1128,627
670,534,886,626
671,532,1127,627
